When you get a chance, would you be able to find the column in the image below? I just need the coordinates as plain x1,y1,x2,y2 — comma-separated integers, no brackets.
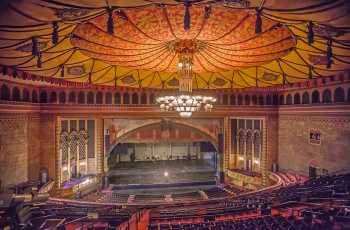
96,118,104,176
55,116,61,188
261,118,268,186
223,117,231,180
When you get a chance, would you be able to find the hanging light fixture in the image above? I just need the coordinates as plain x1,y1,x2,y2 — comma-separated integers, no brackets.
156,39,216,118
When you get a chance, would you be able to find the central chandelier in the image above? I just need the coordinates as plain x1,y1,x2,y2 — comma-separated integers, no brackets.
156,39,216,118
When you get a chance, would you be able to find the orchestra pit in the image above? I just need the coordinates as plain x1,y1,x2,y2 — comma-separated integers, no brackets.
0,0,350,229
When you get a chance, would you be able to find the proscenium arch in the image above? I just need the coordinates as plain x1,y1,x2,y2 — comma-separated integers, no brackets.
108,119,219,155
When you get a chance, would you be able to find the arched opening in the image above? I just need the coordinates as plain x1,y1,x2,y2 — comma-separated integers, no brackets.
279,95,284,105
39,91,48,103
96,91,103,104
237,95,243,105
106,120,219,186
114,93,121,104
322,89,332,103
230,95,236,105
59,91,66,104
286,94,292,105
87,91,94,104
12,87,21,101
49,91,57,103
149,93,155,104
294,93,300,104
140,93,147,104
258,95,264,105
0,85,10,100
311,90,320,104
32,90,38,103
302,92,309,104
222,94,228,105
132,93,139,104
78,91,85,104
68,92,76,104
252,95,257,105
272,94,278,105
266,95,272,105
22,88,30,102
334,87,345,103
244,95,250,105
123,93,130,104
105,92,112,104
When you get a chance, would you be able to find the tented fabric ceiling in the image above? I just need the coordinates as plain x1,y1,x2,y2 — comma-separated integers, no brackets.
0,0,349,89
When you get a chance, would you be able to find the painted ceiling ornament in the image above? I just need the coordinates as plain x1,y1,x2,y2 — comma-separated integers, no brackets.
212,77,226,86
167,77,179,87
16,41,47,53
255,8,262,34
326,39,333,69
184,1,191,31
54,8,90,21
308,54,328,65
121,74,136,85
60,65,65,78
262,72,278,81
222,0,250,8
67,65,85,76
107,7,114,35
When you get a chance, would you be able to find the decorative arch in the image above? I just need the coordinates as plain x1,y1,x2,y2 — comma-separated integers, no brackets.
39,91,48,103
244,95,250,105
50,91,57,103
294,93,300,104
311,90,320,104
12,87,21,101
87,91,94,104
334,87,345,103
59,91,66,104
230,95,236,105
286,94,292,105
105,92,112,104
132,93,139,104
123,92,130,104
302,92,309,104
69,91,76,103
322,89,332,103
32,90,38,103
0,84,10,100
114,93,121,104
78,91,85,104
96,91,103,104
22,88,30,102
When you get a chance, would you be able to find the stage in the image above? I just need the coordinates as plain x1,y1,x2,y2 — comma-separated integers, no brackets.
107,159,217,186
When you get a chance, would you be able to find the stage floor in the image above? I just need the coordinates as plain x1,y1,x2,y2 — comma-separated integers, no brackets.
108,159,216,185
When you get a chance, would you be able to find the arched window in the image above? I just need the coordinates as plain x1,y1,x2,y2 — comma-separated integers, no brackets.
286,94,292,105
238,131,245,155
12,87,21,101
322,89,331,103
252,95,257,105
149,93,155,104
59,91,66,104
334,87,345,103
87,91,94,104
132,93,139,104
96,91,103,104
273,94,278,105
114,93,121,104
123,92,130,104
68,92,76,103
302,92,309,104
266,95,272,105
50,91,57,103
78,91,85,104
279,95,284,105
22,88,30,102
0,85,10,100
140,93,147,104
244,95,250,105
237,95,243,105
32,90,38,103
246,131,252,157
222,94,228,105
253,132,261,159
105,92,112,104
258,95,264,105
39,91,48,103
311,90,320,104
294,93,300,104
230,95,236,105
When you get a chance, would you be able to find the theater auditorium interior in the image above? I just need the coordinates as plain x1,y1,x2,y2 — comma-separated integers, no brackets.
0,0,350,229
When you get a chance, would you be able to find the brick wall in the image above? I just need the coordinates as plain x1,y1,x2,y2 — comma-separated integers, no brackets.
278,115,350,174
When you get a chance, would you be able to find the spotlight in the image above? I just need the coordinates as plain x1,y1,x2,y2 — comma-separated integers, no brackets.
238,156,244,161
164,171,169,177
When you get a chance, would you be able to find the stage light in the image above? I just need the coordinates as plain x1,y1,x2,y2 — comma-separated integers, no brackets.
164,171,169,177
254,159,260,164
62,166,68,171
238,156,244,161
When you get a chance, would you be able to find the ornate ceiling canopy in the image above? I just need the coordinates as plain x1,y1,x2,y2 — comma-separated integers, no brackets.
0,0,349,89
